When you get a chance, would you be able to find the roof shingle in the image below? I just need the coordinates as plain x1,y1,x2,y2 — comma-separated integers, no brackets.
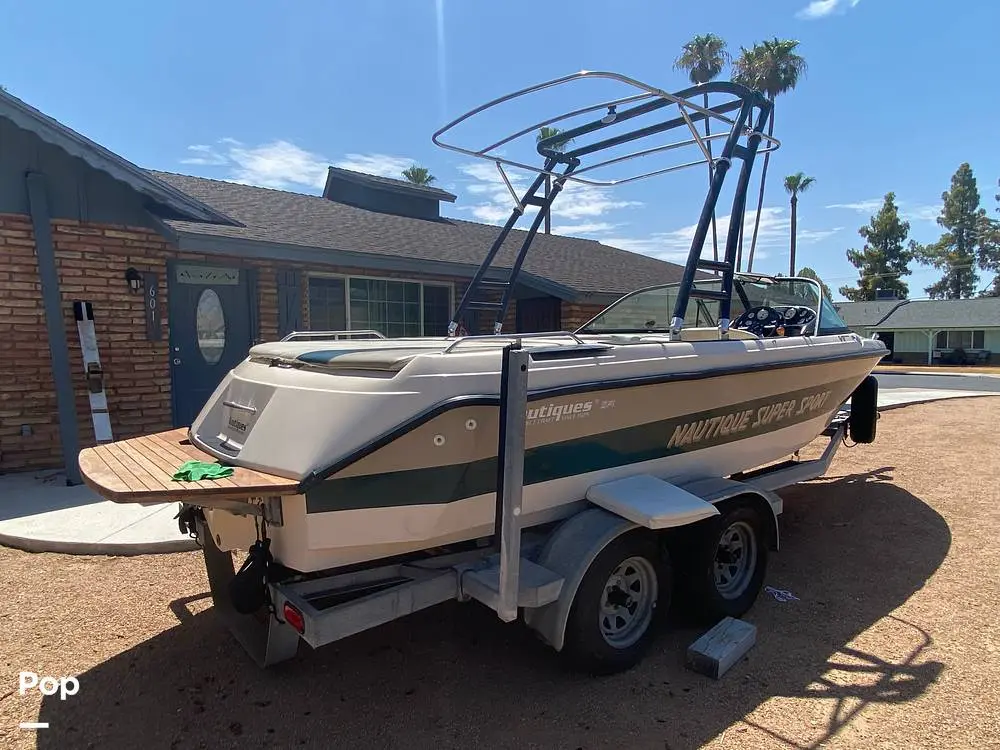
833,300,905,328
873,298,1000,329
149,171,692,298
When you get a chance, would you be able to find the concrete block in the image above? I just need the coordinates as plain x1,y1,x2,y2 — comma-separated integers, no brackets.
685,616,756,680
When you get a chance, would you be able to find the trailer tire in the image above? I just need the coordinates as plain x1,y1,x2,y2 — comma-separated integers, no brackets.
560,529,670,675
679,501,768,623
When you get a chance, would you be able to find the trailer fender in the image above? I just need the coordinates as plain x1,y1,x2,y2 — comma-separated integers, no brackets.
523,507,639,652
715,491,781,552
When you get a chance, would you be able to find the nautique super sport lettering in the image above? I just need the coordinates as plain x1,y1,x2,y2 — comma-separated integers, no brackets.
667,390,832,449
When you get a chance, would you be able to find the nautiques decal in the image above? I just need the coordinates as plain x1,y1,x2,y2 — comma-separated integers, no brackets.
526,399,595,425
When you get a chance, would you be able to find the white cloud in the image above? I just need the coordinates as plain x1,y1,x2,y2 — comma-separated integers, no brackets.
178,142,425,192
904,204,942,223
552,222,619,236
453,162,642,230
602,207,841,264
334,153,418,180
180,139,330,190
826,197,942,224
826,198,883,213
796,0,861,20
179,144,228,167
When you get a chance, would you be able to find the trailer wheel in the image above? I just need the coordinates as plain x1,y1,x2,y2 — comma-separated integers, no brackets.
561,529,670,675
681,501,768,622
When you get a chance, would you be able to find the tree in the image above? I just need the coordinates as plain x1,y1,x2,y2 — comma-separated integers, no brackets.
913,163,994,299
536,127,574,234
401,165,436,186
674,34,730,262
732,38,807,273
838,193,915,301
797,266,833,301
981,178,1000,296
784,171,815,277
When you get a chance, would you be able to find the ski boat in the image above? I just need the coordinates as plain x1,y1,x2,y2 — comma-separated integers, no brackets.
79,71,887,575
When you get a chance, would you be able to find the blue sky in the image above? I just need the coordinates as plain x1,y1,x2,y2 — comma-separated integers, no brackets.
3,0,998,299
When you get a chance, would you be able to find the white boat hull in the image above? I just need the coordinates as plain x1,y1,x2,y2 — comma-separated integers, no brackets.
199,334,883,572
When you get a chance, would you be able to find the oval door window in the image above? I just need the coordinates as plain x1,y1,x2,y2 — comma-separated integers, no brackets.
196,289,226,364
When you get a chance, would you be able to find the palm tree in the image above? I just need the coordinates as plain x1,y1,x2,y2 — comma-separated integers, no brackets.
732,38,807,272
536,127,574,234
674,34,730,263
784,172,815,276
401,165,436,186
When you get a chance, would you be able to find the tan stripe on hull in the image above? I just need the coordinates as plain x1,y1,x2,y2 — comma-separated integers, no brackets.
336,354,877,479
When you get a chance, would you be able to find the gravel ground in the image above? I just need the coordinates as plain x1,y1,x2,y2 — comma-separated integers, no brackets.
2,397,1000,750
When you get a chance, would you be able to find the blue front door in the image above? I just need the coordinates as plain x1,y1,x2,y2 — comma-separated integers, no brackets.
168,262,255,427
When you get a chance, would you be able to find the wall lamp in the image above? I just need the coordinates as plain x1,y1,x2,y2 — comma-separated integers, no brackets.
125,267,144,294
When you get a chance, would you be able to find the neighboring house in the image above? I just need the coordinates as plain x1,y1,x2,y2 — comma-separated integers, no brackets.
0,89,693,481
832,300,903,339
836,298,1000,365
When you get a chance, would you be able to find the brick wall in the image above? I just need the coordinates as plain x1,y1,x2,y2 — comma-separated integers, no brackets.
0,215,52,471
560,302,606,330
0,215,291,472
2,216,173,471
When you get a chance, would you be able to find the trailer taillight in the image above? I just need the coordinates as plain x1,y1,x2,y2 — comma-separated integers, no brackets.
283,603,305,634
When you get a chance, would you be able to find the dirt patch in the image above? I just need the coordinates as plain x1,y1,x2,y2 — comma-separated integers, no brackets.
2,397,1000,750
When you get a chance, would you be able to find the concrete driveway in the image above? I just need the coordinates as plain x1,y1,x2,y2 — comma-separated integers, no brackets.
875,371,1000,393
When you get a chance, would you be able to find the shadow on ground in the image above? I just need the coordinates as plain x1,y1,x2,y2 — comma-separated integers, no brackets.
38,468,949,750
0,471,104,522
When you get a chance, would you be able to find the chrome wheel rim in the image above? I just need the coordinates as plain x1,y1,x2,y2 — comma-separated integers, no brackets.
599,556,657,648
714,520,757,599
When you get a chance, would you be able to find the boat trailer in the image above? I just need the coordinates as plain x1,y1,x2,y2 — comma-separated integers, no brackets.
188,344,875,674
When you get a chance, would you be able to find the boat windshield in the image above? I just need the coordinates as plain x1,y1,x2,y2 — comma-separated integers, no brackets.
578,276,848,336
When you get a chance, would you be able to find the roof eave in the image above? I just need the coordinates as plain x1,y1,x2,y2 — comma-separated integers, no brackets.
171,227,581,299
0,90,239,226
324,166,457,203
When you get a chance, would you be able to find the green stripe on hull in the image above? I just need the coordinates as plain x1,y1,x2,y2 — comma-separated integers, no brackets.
305,376,860,514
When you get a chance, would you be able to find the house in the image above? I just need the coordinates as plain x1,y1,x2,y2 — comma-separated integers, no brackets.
835,298,1000,365
0,88,693,482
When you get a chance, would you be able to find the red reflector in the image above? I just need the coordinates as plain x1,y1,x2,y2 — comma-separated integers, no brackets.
283,603,305,634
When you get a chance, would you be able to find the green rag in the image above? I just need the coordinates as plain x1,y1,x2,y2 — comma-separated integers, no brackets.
172,459,235,482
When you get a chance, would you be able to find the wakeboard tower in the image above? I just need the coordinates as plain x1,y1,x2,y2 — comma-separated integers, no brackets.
430,69,779,338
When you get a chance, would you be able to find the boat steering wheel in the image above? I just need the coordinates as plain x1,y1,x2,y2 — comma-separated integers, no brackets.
732,306,784,336
781,305,818,334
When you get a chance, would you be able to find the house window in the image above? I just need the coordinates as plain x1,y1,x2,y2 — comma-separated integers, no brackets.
935,330,985,349
306,275,452,337
308,277,347,331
